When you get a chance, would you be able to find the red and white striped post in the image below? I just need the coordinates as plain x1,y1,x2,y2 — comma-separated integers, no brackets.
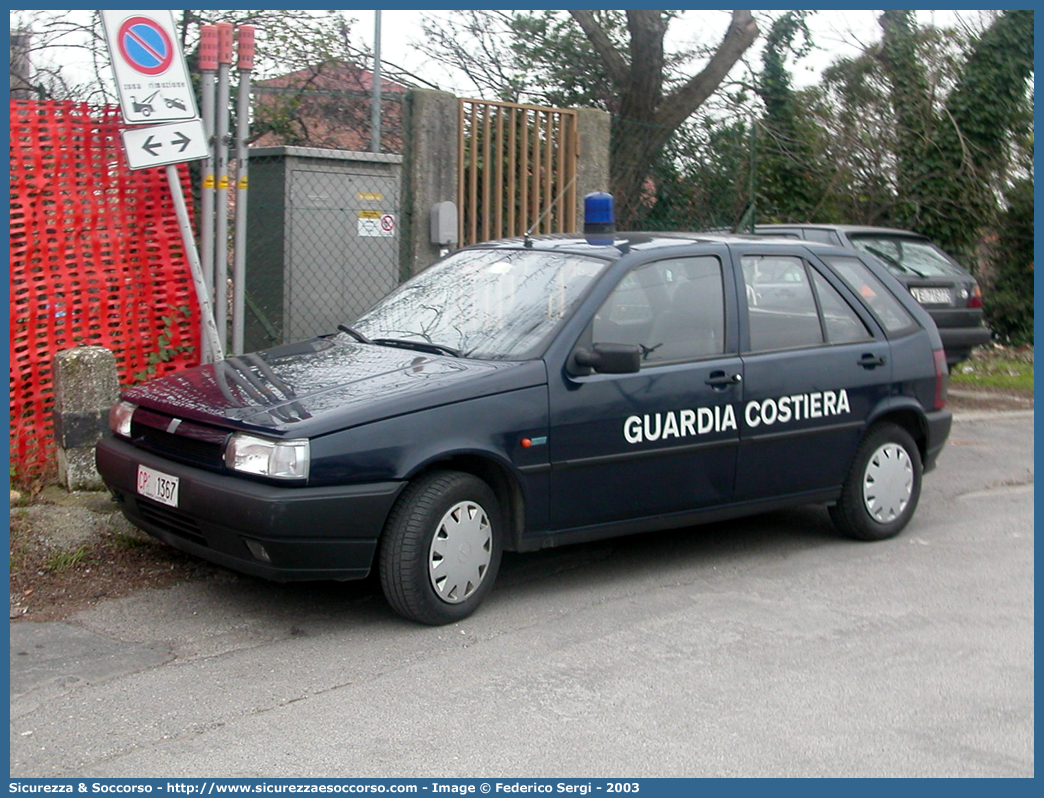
231,24,255,355
198,25,218,311
212,22,234,353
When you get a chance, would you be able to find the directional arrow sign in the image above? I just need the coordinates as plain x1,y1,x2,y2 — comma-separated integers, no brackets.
171,131,191,151
120,119,209,170
142,135,162,157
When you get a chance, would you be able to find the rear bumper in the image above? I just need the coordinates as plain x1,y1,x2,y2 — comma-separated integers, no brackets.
96,435,405,582
923,409,953,473
938,326,992,364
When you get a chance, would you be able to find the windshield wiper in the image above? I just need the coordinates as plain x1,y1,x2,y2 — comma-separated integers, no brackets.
337,324,373,345
372,338,462,358
864,246,928,278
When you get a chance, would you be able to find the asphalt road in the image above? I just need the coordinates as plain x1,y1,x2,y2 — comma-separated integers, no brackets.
10,411,1034,778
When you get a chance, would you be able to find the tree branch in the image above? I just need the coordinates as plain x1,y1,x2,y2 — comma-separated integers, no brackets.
624,10,667,105
569,10,629,86
657,10,758,130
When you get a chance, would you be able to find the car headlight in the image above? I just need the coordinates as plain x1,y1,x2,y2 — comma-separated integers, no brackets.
224,433,310,480
109,400,137,438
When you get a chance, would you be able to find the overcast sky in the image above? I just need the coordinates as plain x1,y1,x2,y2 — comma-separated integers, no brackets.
352,9,974,92
12,9,979,96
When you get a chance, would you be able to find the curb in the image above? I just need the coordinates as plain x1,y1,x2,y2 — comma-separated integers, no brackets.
952,409,1035,423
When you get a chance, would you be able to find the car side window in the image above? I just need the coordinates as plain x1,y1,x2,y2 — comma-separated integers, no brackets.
756,231,800,239
821,255,918,334
742,255,823,351
593,256,725,365
802,228,839,244
811,270,874,344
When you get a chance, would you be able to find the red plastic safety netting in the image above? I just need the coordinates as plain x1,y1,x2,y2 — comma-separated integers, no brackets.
10,100,201,479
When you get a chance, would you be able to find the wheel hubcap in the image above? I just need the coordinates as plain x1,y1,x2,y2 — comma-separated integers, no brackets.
429,500,493,604
862,442,914,523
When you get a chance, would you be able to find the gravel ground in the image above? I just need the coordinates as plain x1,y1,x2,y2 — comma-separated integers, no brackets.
9,487,226,622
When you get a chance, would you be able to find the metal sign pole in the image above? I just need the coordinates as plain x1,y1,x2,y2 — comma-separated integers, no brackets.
213,22,234,353
166,164,224,362
371,11,382,154
231,25,255,356
199,25,218,302
100,10,218,363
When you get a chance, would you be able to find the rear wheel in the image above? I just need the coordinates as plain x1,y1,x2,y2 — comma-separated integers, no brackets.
830,422,922,541
379,470,502,625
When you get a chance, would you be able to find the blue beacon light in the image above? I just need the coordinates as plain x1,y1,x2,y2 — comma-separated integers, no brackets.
584,192,615,244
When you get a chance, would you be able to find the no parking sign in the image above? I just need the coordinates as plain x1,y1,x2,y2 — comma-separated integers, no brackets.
101,10,198,124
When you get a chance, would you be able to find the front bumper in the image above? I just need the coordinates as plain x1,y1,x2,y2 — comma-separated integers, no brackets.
96,435,405,582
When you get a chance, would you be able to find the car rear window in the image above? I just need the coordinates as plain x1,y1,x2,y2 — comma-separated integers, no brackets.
847,234,967,278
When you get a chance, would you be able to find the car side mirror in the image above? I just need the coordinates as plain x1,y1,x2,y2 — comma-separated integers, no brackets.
573,343,641,375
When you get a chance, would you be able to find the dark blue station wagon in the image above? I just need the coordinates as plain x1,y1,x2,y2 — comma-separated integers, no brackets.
96,226,952,624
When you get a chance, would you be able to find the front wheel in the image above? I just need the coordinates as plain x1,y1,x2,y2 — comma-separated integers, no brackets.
379,470,502,625
830,422,922,541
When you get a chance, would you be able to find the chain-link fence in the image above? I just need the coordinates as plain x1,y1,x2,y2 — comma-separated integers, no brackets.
238,148,403,353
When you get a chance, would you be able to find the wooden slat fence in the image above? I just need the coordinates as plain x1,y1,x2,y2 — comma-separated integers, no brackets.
458,99,579,246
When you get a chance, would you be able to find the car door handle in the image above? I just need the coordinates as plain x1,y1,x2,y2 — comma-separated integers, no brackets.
858,354,886,369
705,371,742,388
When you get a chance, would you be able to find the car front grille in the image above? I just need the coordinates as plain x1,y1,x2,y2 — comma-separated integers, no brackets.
130,409,229,471
133,424,224,466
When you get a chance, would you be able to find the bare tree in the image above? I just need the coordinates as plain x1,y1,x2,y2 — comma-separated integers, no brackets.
571,10,758,225
8,10,111,103
417,10,758,227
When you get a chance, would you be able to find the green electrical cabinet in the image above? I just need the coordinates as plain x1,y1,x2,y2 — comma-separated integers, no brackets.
244,146,402,351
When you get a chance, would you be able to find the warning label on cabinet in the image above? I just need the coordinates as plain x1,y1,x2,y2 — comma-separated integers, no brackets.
358,211,395,237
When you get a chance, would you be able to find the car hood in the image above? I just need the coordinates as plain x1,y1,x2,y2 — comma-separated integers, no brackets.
122,337,547,437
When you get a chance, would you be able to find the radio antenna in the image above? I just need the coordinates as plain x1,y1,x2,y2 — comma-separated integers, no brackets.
523,173,578,247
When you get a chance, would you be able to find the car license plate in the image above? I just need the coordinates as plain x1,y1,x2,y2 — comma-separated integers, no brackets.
910,287,952,305
137,464,179,508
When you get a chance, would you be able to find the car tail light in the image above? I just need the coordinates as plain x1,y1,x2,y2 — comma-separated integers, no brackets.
967,284,983,308
933,349,948,410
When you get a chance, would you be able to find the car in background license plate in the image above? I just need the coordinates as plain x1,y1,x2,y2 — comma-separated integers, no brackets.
137,464,179,507
910,287,952,305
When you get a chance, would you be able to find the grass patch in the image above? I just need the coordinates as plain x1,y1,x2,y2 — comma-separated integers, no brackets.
108,531,154,550
9,511,34,572
951,345,1034,393
43,545,89,574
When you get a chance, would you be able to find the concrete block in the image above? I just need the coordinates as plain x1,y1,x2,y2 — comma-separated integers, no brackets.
52,346,119,491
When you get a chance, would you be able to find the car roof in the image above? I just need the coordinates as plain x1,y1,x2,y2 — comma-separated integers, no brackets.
468,231,846,260
754,223,931,239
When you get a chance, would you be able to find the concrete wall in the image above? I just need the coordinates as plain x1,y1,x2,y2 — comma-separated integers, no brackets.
400,89,458,278
574,107,612,223
10,29,33,100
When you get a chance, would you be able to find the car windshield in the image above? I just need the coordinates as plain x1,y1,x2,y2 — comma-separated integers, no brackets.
848,235,966,278
352,247,610,360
